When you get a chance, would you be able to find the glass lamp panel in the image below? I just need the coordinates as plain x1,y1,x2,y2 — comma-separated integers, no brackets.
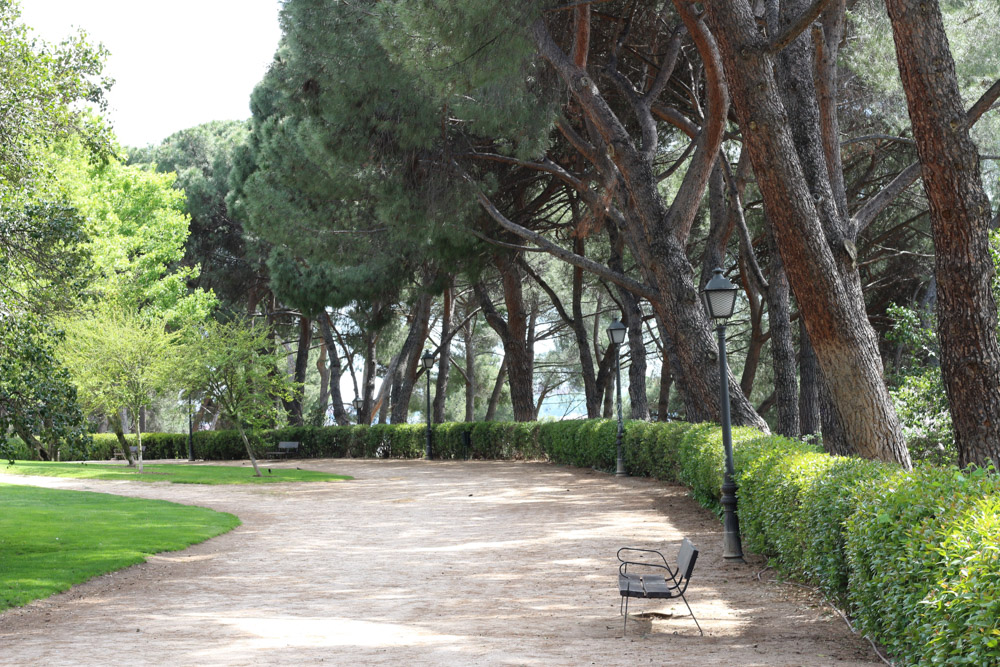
706,288,737,319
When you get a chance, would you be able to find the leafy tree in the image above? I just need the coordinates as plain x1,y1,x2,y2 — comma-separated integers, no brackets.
0,313,88,460
128,121,267,314
181,319,295,477
59,309,179,469
44,138,216,325
0,2,111,454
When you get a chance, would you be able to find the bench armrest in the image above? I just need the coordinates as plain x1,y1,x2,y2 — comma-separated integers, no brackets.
617,546,679,579
617,547,670,568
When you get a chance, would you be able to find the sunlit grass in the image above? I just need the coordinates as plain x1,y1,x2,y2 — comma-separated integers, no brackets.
1,461,351,484
0,484,240,611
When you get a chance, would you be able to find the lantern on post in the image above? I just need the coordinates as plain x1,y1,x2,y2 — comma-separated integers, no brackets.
702,268,743,560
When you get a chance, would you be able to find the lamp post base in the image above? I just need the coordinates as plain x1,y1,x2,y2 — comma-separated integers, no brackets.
721,475,744,560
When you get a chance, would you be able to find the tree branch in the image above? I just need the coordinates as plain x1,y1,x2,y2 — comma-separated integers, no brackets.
520,259,574,326
768,0,837,53
851,78,1000,234
474,190,659,302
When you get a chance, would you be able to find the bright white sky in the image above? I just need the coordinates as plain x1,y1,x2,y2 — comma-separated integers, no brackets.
21,0,283,148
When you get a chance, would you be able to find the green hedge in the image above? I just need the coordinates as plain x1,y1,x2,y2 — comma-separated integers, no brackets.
20,418,999,663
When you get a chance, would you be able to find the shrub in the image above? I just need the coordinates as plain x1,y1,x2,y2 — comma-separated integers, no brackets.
845,464,1000,664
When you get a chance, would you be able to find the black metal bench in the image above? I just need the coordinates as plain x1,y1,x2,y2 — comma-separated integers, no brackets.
266,441,300,459
617,538,702,636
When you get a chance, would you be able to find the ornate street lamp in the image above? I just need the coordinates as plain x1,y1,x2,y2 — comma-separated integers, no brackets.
422,350,435,460
353,396,364,425
702,267,743,560
607,319,628,477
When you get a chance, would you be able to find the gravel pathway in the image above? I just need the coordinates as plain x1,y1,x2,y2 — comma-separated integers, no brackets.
0,459,883,666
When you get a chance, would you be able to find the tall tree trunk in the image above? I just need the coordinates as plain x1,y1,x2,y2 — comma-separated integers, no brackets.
315,337,330,424
237,424,262,477
798,319,820,436
885,0,1000,469
819,371,853,455
625,307,649,420
282,316,312,426
574,238,601,418
485,357,507,421
603,373,614,418
391,293,433,424
529,16,767,432
434,285,454,422
766,232,799,437
608,222,649,419
702,0,910,466
360,328,378,425
475,264,535,422
134,409,144,473
318,314,350,425
110,412,134,466
463,316,477,421
386,369,401,425
657,355,673,421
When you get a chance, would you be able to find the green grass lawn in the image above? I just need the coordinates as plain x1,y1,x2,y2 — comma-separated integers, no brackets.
1,461,352,484
0,484,240,611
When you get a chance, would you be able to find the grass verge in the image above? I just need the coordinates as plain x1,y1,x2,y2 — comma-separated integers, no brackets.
0,484,240,611
1,461,352,484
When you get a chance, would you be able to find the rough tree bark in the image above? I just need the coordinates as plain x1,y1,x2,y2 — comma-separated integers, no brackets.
390,292,433,424
433,285,454,422
527,11,768,431
318,314,350,425
485,357,508,421
798,319,820,436
884,0,1000,469
282,315,312,426
475,263,536,422
766,229,799,437
463,313,477,421
702,0,910,465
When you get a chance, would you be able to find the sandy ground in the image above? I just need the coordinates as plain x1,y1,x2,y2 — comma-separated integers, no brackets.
0,459,885,666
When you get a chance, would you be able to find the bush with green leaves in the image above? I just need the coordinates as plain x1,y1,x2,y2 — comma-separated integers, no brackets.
846,464,1000,664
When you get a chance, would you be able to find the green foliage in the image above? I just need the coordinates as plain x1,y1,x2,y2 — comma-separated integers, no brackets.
44,138,217,325
886,303,956,464
59,308,180,442
0,313,89,458
891,367,955,465
180,319,297,468
0,484,238,611
127,121,257,313
0,2,112,199
846,464,1000,664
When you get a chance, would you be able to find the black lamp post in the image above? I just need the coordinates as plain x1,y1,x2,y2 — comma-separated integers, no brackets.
422,350,434,460
702,267,744,561
353,396,364,425
607,319,628,477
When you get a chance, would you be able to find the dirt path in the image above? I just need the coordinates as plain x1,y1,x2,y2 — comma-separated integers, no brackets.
0,460,883,666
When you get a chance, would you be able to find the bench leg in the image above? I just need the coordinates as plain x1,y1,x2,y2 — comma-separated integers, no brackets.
680,593,703,636
622,595,629,636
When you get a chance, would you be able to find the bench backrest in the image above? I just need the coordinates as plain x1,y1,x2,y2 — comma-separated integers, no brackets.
676,538,698,582
278,441,299,449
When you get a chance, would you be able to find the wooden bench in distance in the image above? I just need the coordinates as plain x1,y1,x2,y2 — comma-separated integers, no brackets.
617,537,702,636
266,441,300,459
